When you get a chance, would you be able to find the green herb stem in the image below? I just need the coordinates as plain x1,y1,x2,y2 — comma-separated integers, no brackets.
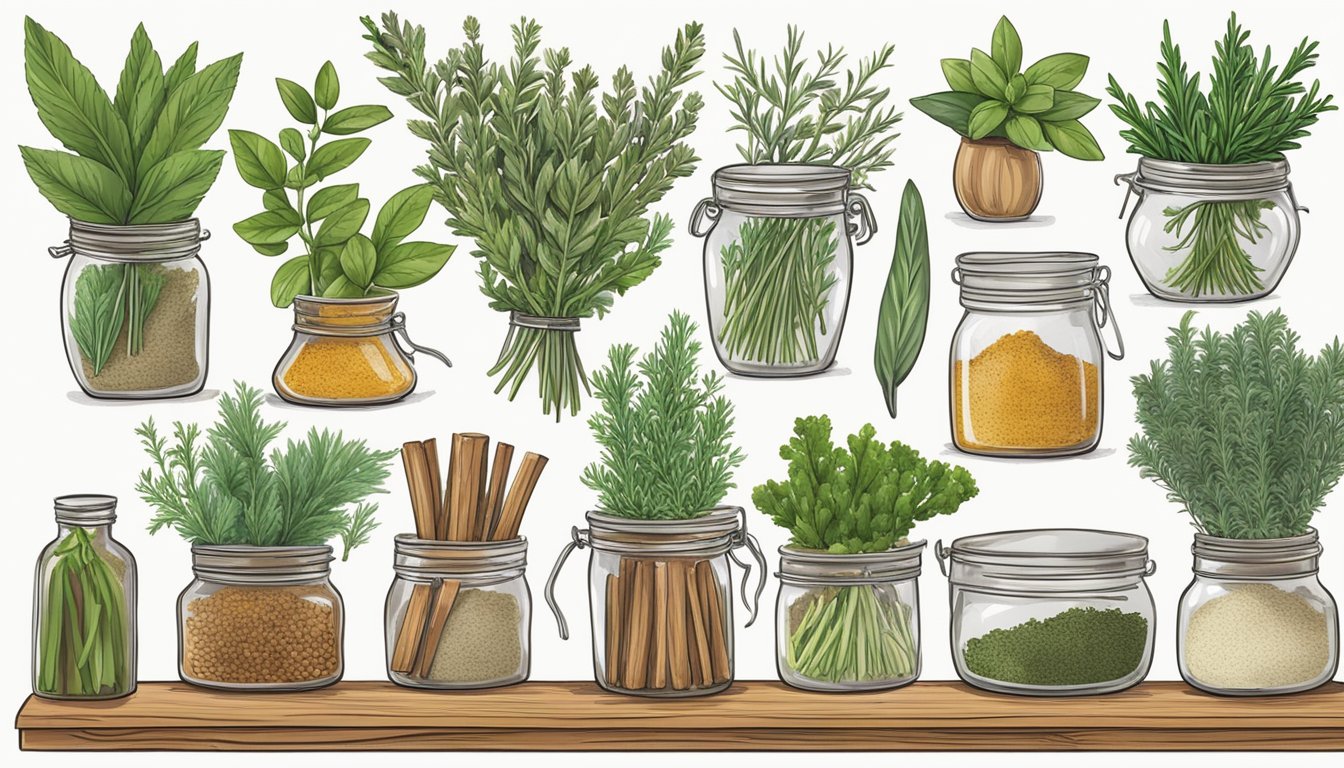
1161,199,1273,297
37,527,131,698
787,585,916,684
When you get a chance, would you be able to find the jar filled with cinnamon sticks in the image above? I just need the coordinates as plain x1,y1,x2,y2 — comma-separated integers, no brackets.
545,506,766,697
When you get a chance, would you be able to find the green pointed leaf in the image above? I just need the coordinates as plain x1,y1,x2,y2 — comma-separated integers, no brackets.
1004,114,1052,151
114,24,165,158
315,198,370,247
968,100,1009,140
1014,84,1055,114
128,149,224,224
1004,73,1026,103
306,137,370,180
322,105,393,135
1038,90,1101,121
910,92,988,136
278,127,306,161
163,42,197,95
940,59,975,93
372,184,434,252
969,48,1007,100
314,61,339,111
1024,53,1088,90
875,181,930,419
262,189,299,219
138,53,242,179
307,184,359,221
373,241,455,289
234,209,302,244
321,275,365,299
270,254,310,307
228,129,287,189
276,78,317,124
991,16,1023,76
1043,119,1105,160
252,241,288,257
19,146,131,224
339,234,376,288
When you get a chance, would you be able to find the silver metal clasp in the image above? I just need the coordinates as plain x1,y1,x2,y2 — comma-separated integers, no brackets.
544,526,590,640
846,193,876,246
1091,266,1125,360
391,312,452,368
688,198,721,238
935,539,951,577
728,507,767,627
1115,171,1141,219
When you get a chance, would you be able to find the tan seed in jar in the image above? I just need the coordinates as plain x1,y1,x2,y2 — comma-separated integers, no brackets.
182,585,339,685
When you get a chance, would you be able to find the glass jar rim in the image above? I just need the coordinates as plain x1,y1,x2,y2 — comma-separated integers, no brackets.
778,540,925,585
53,494,117,525
191,544,334,584
1132,157,1291,196
953,251,1106,311
393,534,528,583
712,162,851,216
62,218,205,262
1192,528,1322,575
584,506,744,556
939,528,1154,589
293,291,400,335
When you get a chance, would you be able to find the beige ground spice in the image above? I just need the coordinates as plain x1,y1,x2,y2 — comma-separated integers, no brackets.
1185,583,1330,690
183,585,340,685
426,589,522,683
80,268,201,393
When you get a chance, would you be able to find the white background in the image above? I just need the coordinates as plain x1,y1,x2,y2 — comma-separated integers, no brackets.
4,1,1343,766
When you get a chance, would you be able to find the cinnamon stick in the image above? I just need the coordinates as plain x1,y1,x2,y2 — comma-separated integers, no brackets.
605,572,622,689
685,560,713,688
700,562,731,684
622,559,654,690
666,560,691,691
440,433,462,540
448,433,489,541
390,582,433,673
482,442,515,539
491,451,548,541
649,561,669,690
414,580,461,678
401,441,437,540
423,437,443,524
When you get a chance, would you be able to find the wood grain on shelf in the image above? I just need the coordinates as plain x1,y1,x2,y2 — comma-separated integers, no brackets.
15,680,1344,751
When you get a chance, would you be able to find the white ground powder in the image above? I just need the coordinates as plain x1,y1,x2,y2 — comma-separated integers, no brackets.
1184,583,1330,690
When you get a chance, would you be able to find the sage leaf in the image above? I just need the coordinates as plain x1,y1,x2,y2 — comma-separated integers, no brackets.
163,42,197,95
113,24,165,158
307,184,359,221
339,234,376,288
991,16,1023,76
275,78,317,124
279,128,306,161
874,182,929,419
138,53,242,180
228,129,287,190
1005,114,1051,151
1014,84,1055,114
20,146,131,224
908,92,986,136
23,17,135,184
322,105,393,135
1024,53,1088,90
234,210,302,245
314,61,339,111
306,137,370,180
940,58,975,93
129,149,225,224
371,184,433,253
969,49,1007,100
270,254,310,307
315,198,370,247
968,100,1009,139
1043,119,1104,160
372,241,455,289
1037,90,1100,121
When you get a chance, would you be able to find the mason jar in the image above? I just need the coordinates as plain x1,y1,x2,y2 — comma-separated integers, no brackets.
950,252,1124,457
938,529,1157,696
1115,158,1304,302
689,164,875,377
51,218,210,399
385,535,531,689
32,495,137,700
545,506,766,697
1177,529,1338,696
776,542,924,692
178,545,343,691
271,292,451,406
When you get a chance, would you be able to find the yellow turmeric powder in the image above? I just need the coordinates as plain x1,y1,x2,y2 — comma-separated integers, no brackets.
952,330,1099,453
280,337,413,401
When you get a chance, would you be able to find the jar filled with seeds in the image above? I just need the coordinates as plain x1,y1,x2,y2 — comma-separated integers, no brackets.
177,545,343,691
384,535,531,689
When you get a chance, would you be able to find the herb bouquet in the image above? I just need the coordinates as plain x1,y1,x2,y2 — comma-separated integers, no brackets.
364,14,706,419
1108,14,1335,300
755,416,978,690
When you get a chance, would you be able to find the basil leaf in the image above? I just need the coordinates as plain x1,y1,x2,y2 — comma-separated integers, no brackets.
313,245,344,295
1037,90,1101,121
968,100,1009,140
307,184,359,221
1004,73,1026,103
314,61,339,111
113,24,165,158
129,149,224,224
252,241,288,257
1014,84,1055,114
279,128,306,161
940,59,975,93
262,189,299,219
322,105,393,135
285,164,316,190
307,138,370,180
372,184,434,253
234,210,302,245
1004,114,1052,151
276,78,317,124
339,234,377,288
163,42,197,95
315,198,370,247
875,180,929,419
270,255,311,307
138,53,243,180
1024,53,1089,90
969,48,1007,100
991,16,1023,76
23,17,135,184
228,129,287,190
19,146,131,224
909,92,987,136
1043,119,1105,161
373,241,455,289
321,275,366,299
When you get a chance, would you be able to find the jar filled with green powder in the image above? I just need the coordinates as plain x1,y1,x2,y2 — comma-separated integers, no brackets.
938,529,1156,695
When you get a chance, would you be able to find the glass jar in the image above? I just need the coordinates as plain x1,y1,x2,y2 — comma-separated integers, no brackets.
1177,529,1339,696
1116,158,1303,302
272,292,451,406
32,495,137,700
385,535,531,689
178,545,343,691
689,164,875,377
51,218,210,399
938,529,1156,696
545,506,766,697
950,252,1124,457
775,542,924,692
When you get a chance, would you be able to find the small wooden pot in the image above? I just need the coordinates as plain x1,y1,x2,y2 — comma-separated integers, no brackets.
953,137,1043,221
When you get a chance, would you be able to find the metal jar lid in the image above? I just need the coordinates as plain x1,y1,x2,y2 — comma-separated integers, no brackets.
1131,157,1291,196
953,252,1103,307
584,506,745,556
53,494,118,525
937,528,1155,594
191,544,334,585
51,218,209,262
777,540,926,586
1192,528,1322,579
711,163,851,216
393,535,528,585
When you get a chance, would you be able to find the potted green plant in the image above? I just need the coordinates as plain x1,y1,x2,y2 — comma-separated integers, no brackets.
754,415,978,691
228,62,456,407
544,311,766,697
689,26,900,376
135,381,398,690
911,16,1104,221
20,18,241,399
364,13,706,420
1108,14,1334,301
1130,310,1344,695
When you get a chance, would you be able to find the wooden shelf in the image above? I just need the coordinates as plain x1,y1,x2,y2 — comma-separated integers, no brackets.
15,680,1344,751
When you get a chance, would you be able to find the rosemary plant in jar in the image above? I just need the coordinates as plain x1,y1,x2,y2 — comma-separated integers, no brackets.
690,27,897,376
1131,311,1344,695
1109,14,1335,301
754,416,978,692
910,16,1105,221
364,14,706,419
229,62,455,407
20,18,240,398
134,382,397,690
545,312,766,697
32,495,137,700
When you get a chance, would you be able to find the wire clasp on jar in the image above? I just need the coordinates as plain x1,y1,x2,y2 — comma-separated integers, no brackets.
1089,266,1124,361
390,312,452,369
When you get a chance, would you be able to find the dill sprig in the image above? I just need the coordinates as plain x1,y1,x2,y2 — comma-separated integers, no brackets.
136,381,398,557
1129,310,1344,539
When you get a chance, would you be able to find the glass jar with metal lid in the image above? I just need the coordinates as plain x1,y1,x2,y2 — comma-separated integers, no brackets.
51,218,210,399
937,529,1157,696
688,164,875,377
177,545,343,691
545,506,767,697
949,252,1124,457
385,535,531,689
775,541,925,692
1115,158,1304,302
32,495,137,700
1177,529,1338,696
271,292,451,407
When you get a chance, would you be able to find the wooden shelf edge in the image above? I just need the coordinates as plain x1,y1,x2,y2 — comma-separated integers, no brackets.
16,680,1344,752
